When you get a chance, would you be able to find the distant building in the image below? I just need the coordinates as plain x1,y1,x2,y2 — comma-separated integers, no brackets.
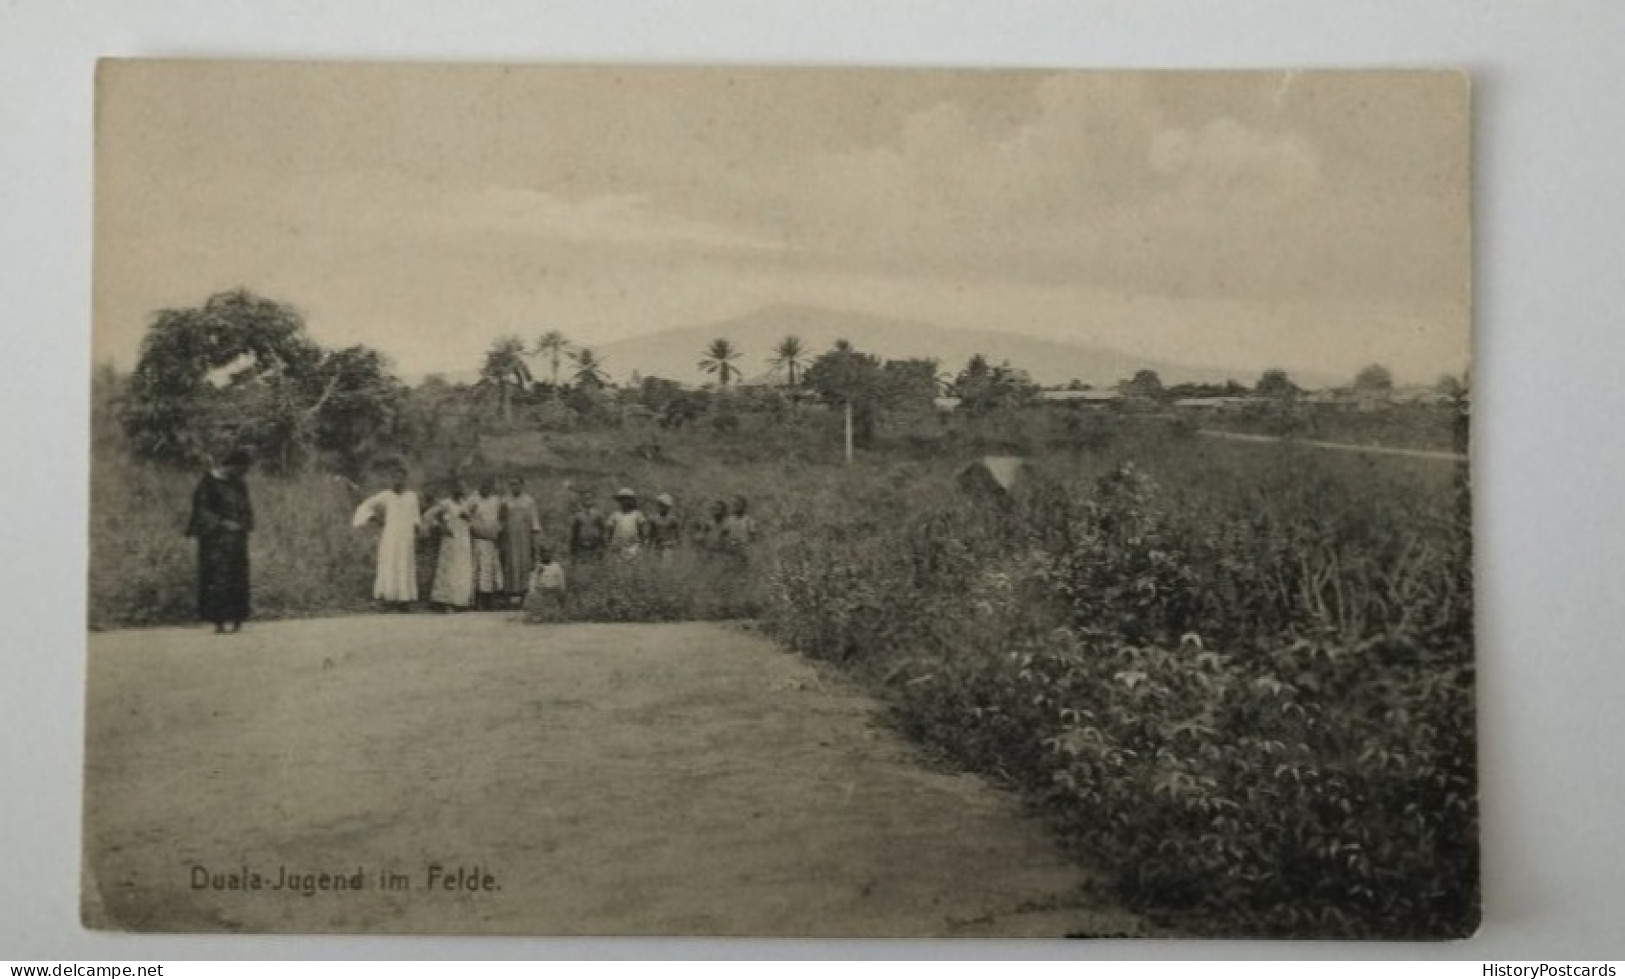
1039,389,1120,408
1301,386,1450,410
1390,385,1451,406
1172,396,1252,412
1303,388,1349,407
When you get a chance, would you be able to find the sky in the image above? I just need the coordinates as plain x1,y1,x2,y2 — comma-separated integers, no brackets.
93,62,1470,385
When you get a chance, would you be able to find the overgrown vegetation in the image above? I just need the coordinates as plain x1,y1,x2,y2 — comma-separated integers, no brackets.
763,448,1476,939
91,288,1477,937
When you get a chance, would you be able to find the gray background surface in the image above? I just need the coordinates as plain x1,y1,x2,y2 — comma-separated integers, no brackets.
3,0,1622,960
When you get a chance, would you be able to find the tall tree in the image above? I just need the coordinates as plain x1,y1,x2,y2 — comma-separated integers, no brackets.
951,354,1039,416
1354,363,1395,391
310,345,406,477
119,288,400,473
1119,369,1166,402
768,335,807,388
479,336,534,423
699,338,743,389
571,347,609,389
805,343,885,448
1255,367,1300,400
1435,373,1465,398
533,330,571,388
881,358,941,412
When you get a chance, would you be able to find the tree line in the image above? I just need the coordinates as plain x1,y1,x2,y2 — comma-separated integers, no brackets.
113,289,1457,477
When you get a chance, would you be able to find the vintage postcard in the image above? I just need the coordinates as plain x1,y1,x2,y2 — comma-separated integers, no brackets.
85,61,1474,938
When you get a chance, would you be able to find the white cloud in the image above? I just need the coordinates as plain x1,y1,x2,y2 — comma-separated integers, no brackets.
1150,117,1319,197
789,73,1335,299
280,174,787,254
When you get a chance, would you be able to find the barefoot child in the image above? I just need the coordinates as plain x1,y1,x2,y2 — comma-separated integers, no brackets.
524,546,567,621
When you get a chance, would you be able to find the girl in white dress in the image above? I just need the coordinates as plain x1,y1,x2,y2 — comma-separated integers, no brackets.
351,467,421,608
424,484,475,611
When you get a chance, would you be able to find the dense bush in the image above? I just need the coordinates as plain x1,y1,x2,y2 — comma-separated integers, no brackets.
763,457,1477,939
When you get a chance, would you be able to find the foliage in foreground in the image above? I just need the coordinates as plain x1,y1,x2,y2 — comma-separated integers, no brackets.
522,551,766,623
763,459,1477,939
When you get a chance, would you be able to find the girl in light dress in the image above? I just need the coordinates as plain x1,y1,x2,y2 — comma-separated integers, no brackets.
468,478,507,609
423,483,475,611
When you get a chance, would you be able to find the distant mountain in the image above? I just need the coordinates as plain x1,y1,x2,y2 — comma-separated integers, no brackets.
593,304,1273,389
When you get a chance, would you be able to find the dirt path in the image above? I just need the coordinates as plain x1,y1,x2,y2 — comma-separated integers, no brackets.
1197,427,1468,462
83,615,1137,938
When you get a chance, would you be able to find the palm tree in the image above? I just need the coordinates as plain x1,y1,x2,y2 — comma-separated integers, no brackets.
768,335,806,388
571,347,609,388
533,330,572,388
698,338,743,389
479,335,533,423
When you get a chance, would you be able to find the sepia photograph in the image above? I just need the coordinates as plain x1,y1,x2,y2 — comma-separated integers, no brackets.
83,61,1474,940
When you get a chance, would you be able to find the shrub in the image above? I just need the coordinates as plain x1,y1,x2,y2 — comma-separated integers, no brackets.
762,454,1477,938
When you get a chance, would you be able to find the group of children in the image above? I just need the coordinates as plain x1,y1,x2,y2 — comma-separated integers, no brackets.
565,488,756,562
352,468,757,617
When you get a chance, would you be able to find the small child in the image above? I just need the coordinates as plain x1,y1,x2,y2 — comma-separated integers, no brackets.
524,546,568,622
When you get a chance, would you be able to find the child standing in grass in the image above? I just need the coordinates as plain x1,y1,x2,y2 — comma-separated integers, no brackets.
569,491,608,562
649,492,682,559
605,487,650,559
524,546,567,621
720,495,757,558
701,498,730,552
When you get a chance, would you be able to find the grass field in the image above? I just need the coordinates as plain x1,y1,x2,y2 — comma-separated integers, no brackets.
87,392,1476,938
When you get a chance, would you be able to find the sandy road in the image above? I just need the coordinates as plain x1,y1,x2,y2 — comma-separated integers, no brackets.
83,614,1138,937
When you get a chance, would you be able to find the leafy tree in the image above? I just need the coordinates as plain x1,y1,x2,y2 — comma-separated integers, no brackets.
634,375,684,414
1354,363,1395,391
951,354,1040,417
1119,368,1166,402
478,336,534,423
881,358,941,412
699,338,743,389
805,343,885,446
397,374,470,458
310,345,406,477
533,330,572,388
660,389,711,429
119,288,393,473
1255,368,1301,400
768,335,807,388
571,347,610,389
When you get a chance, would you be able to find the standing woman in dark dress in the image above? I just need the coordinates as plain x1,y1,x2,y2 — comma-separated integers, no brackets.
186,449,255,633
